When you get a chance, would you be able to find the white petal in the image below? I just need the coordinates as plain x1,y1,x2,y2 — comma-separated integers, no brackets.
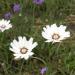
45,39,52,42
31,42,38,49
13,54,21,56
18,36,24,47
51,24,57,28
59,25,66,31
63,31,70,37
24,55,29,60
14,56,21,60
18,36,23,42
46,25,50,29
10,42,20,52
28,37,33,44
28,52,34,56
42,32,50,39
13,39,19,47
23,37,26,42
13,54,21,59
43,27,47,31
53,39,60,43
10,48,20,53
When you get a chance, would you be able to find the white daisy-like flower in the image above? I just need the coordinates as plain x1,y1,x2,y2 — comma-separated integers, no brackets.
0,19,12,32
9,36,38,60
42,24,70,43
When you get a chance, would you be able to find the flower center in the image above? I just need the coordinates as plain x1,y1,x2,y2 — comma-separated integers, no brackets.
0,25,6,28
52,33,60,40
20,48,28,54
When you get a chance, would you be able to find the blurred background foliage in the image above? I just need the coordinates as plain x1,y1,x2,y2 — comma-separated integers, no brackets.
0,0,75,75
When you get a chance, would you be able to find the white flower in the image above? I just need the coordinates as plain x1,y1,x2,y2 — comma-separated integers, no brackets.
9,36,38,60
42,24,70,43
0,19,12,32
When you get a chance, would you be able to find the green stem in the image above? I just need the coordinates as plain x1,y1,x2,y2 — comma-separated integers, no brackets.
49,43,53,58
2,63,9,75
56,42,61,55
19,60,25,75
31,56,47,67
33,3,35,26
19,0,23,14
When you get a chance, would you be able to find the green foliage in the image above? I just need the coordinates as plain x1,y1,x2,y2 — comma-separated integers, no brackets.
0,0,75,75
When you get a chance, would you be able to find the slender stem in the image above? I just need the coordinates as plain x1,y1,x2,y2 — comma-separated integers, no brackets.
31,57,47,66
56,42,61,55
19,60,25,75
2,63,9,75
49,43,53,58
19,0,23,14
32,57,48,75
33,3,35,26
1,33,4,42
58,68,66,75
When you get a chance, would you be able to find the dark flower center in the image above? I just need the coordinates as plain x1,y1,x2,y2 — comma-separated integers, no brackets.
20,48,28,54
52,33,60,40
0,25,6,28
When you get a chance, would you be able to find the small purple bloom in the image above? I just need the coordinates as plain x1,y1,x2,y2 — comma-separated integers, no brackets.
40,67,47,75
13,3,21,12
33,0,44,5
4,12,12,20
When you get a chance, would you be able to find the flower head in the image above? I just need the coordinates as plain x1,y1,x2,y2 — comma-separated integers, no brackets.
40,67,47,75
0,19,12,32
42,24,70,43
4,12,12,20
9,36,38,60
33,0,44,5
13,3,21,12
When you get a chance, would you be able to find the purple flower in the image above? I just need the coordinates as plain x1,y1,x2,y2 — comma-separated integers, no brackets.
33,0,44,5
4,12,12,20
13,4,21,12
40,67,47,75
